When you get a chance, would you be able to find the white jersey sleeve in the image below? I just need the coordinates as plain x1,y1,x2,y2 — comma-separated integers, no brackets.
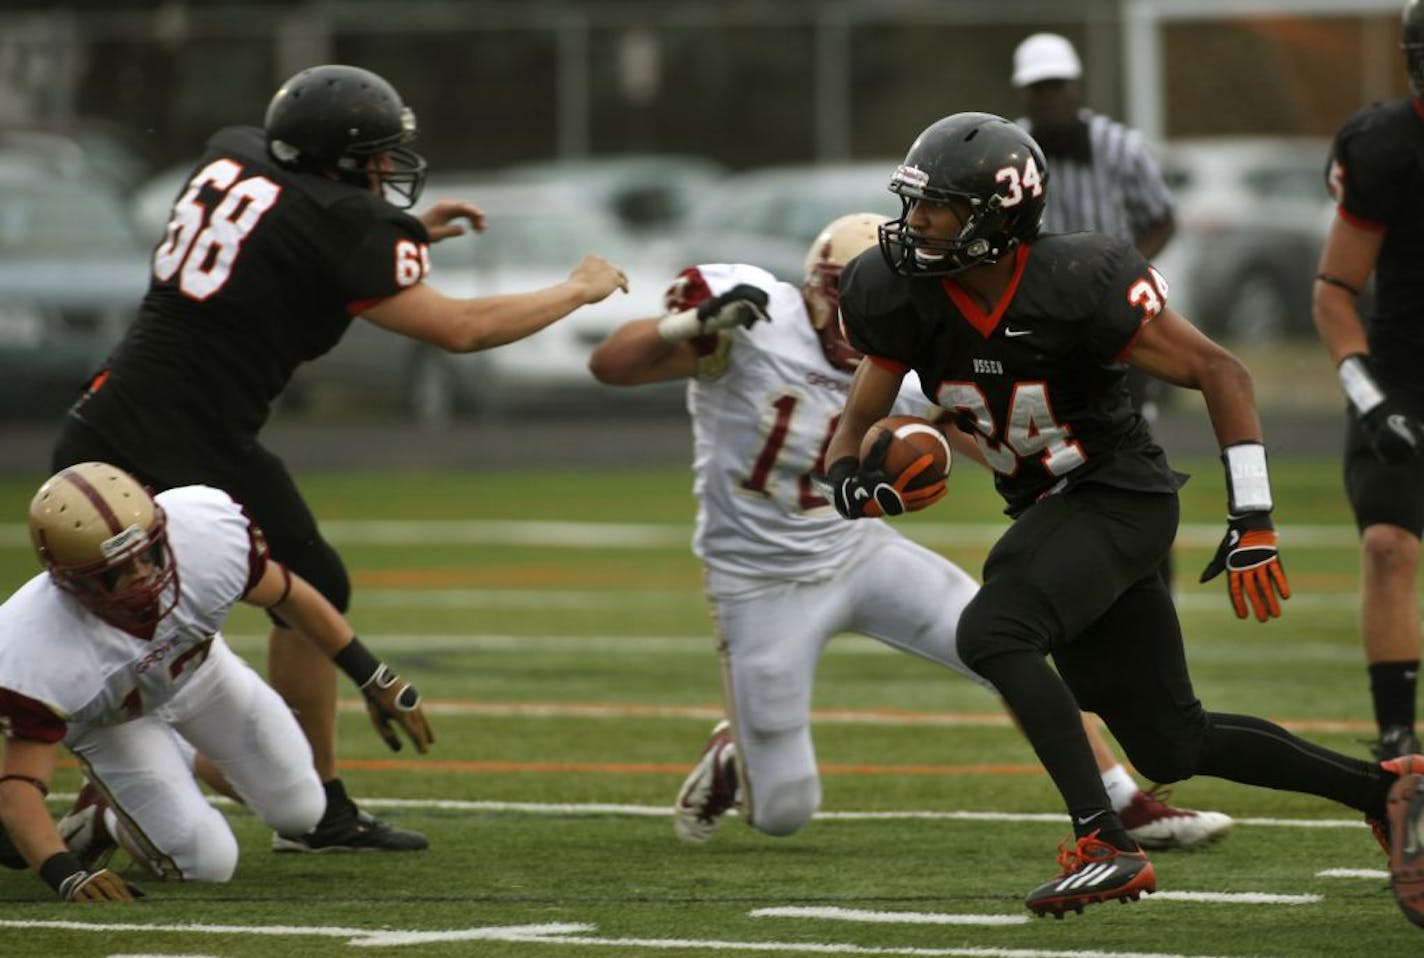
682,264,937,580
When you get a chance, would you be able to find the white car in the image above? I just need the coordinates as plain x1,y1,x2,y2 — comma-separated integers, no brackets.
672,161,902,284
288,177,681,424
1152,137,1334,340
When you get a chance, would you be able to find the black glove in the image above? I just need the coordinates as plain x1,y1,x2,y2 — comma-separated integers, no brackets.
1339,353,1424,465
1199,511,1291,621
827,432,908,519
695,284,770,333
1361,399,1424,465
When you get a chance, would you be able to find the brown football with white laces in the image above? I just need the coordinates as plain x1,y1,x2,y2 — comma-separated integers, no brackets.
859,415,952,492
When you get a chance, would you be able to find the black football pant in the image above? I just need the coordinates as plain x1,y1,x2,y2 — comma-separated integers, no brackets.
956,483,1389,834
52,412,351,618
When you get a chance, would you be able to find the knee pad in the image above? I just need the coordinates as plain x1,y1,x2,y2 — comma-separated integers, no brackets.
258,780,326,839
748,775,819,837
138,807,238,883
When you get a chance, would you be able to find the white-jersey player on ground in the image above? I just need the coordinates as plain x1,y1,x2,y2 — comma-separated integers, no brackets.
0,463,433,901
588,213,1232,849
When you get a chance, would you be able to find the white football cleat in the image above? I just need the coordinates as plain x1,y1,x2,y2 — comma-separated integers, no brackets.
1120,787,1233,850
673,720,739,844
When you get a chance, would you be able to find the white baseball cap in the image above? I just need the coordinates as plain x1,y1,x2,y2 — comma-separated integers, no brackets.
1011,33,1082,88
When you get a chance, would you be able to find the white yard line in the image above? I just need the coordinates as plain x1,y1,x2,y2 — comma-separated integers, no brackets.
0,918,1259,957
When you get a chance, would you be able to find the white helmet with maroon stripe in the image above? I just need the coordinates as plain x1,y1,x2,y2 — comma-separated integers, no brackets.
802,212,887,371
29,462,177,626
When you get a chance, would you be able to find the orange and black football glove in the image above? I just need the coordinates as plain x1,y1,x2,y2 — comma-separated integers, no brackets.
1199,511,1291,622
827,431,946,519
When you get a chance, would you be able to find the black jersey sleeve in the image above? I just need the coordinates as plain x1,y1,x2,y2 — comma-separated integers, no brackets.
1086,240,1164,364
1329,105,1412,227
332,199,432,310
838,249,922,365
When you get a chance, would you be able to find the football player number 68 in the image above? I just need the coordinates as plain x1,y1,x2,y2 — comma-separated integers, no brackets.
153,159,282,302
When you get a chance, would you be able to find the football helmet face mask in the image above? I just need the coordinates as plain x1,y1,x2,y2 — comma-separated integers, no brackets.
29,463,178,628
802,212,887,371
878,112,1048,278
265,64,428,208
1405,0,1424,95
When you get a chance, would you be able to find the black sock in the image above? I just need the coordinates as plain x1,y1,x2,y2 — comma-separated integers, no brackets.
1197,712,1389,817
321,778,356,822
1369,660,1419,731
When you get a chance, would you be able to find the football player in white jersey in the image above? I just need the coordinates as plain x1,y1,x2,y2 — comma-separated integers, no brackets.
0,462,433,901
588,213,1231,849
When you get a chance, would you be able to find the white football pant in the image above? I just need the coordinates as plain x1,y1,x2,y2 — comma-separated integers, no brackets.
66,639,324,881
706,522,988,837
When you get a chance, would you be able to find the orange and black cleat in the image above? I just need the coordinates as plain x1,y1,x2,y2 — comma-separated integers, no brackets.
1384,754,1424,928
1025,831,1156,918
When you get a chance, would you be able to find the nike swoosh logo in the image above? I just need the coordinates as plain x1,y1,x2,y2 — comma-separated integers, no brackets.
1075,811,1107,826
1004,328,1032,338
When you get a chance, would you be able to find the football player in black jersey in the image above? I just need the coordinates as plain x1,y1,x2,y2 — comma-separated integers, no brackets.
1314,0,1424,766
823,111,1424,925
49,64,630,853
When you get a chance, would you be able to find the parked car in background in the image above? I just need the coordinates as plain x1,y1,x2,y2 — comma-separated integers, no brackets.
287,176,681,424
0,169,149,417
499,154,728,239
1152,137,1333,341
672,161,901,282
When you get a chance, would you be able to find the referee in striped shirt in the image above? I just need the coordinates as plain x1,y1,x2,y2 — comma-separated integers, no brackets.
1011,32,1179,590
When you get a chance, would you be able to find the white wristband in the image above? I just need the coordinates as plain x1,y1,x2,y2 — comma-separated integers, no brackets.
656,308,702,342
1223,442,1273,514
1338,354,1385,416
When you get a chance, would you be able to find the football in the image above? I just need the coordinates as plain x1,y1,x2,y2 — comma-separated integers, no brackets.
859,415,952,492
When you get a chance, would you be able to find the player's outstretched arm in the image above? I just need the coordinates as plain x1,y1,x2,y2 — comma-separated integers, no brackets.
588,317,699,386
361,254,629,353
244,563,434,753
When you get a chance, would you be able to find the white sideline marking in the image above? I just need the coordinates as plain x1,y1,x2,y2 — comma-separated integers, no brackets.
0,519,1361,550
1146,891,1320,905
0,918,1254,957
1319,868,1389,879
751,906,1028,926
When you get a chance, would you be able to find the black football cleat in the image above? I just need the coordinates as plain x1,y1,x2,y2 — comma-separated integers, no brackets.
273,808,428,853
1025,831,1155,918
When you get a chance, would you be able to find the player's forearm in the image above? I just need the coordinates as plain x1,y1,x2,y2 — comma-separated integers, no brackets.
588,318,696,386
450,283,592,352
0,782,65,871
1311,281,1369,365
1197,352,1264,450
265,574,356,658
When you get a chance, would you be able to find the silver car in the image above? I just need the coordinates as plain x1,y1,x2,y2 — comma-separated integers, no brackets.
0,171,149,417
